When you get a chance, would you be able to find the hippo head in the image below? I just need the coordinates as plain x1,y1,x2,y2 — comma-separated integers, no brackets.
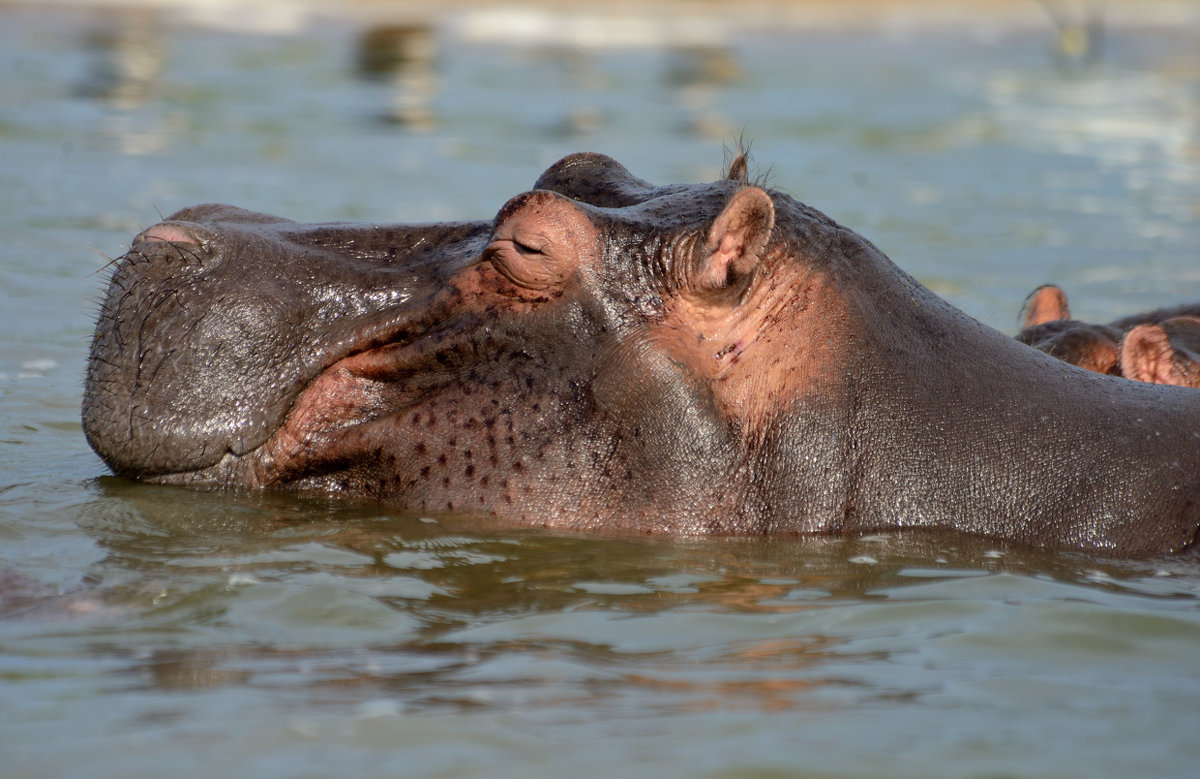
1015,284,1200,385
1015,285,1122,375
84,152,1200,552
85,152,865,531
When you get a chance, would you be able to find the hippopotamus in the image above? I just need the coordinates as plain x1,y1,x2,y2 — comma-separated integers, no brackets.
1018,284,1200,384
83,152,1200,556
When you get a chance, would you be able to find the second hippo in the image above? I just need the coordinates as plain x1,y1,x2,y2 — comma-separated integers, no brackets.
1018,284,1200,385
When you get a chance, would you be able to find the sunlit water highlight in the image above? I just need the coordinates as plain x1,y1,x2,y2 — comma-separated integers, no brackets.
2,3,1199,777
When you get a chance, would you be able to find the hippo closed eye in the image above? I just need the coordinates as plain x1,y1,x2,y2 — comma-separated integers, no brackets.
84,153,1200,555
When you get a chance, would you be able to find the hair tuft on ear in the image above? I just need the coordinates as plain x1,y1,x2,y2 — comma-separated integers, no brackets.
727,153,749,184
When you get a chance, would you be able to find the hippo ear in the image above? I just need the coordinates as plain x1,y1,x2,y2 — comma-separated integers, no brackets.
1022,284,1071,327
696,187,775,293
1121,324,1185,385
1122,320,1200,387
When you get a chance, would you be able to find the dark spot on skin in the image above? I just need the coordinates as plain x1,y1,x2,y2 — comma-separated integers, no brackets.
448,436,457,447
438,454,447,466
465,464,475,478
420,466,431,478
464,449,473,460
480,475,489,487
414,442,426,456
442,477,450,488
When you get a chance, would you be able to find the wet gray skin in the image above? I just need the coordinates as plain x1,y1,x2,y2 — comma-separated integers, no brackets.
83,153,1200,555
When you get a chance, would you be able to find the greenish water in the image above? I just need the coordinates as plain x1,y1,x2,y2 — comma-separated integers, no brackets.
2,4,1199,777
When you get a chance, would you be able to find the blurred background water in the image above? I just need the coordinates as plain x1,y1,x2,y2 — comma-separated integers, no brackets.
2,1,1199,777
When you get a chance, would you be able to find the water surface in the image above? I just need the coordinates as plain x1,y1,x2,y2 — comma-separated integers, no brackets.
2,4,1199,777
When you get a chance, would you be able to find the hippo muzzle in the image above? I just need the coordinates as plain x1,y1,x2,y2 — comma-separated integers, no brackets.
83,203,490,483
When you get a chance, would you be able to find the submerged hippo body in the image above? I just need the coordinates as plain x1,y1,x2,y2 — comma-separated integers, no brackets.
84,153,1200,555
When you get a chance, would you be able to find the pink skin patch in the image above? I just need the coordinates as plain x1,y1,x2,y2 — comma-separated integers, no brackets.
135,224,200,245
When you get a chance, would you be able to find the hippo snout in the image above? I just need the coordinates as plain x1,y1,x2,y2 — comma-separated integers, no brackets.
83,207,490,481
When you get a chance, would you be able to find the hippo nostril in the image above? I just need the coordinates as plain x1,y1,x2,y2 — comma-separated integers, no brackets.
134,224,201,246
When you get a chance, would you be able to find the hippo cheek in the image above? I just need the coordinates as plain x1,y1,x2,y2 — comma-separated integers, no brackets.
245,292,527,491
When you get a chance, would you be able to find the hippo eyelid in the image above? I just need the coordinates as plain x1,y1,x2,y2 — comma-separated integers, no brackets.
511,237,547,256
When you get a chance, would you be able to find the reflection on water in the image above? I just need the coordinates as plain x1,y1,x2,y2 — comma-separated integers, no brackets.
3,2,1200,776
1038,0,1106,68
72,8,175,156
76,10,166,108
7,478,1200,775
667,44,741,139
357,23,439,130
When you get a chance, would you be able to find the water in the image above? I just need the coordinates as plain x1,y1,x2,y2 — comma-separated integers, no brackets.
2,3,1200,776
